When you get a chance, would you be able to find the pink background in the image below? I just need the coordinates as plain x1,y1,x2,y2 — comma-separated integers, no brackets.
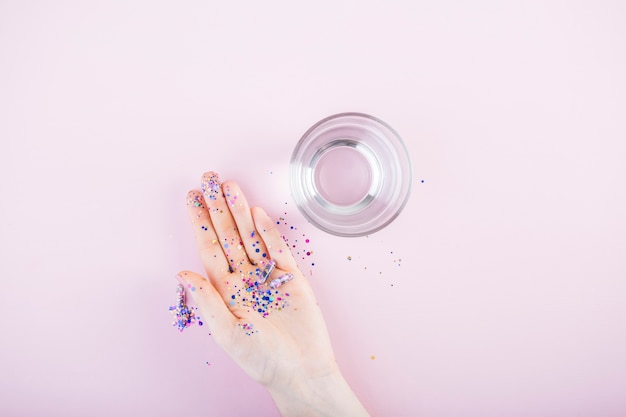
1,1,625,416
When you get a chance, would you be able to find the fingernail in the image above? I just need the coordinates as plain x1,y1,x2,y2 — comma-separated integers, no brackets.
269,273,294,289
201,171,221,201
186,191,206,208
256,259,276,285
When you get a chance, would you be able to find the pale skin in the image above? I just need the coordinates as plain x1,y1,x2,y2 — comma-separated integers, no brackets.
178,171,371,417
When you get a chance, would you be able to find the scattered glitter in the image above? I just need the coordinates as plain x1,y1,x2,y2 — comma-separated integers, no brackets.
421,179,425,183
169,284,197,332
228,262,291,319
238,323,257,336
211,200,313,328
371,355,376,360
347,256,352,261
223,185,239,207
275,205,315,270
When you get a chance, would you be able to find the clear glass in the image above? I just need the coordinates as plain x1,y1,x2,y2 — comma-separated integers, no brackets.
290,112,412,237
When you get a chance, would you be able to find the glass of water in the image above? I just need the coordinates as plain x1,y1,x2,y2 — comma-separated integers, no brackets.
290,113,413,237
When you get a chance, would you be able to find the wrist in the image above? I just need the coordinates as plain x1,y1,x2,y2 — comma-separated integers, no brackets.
267,367,370,417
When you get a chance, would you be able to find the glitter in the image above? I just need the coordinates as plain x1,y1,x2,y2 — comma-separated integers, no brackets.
186,192,206,209
239,323,257,336
347,256,352,261
229,264,291,320
201,171,221,201
169,284,197,332
371,355,376,360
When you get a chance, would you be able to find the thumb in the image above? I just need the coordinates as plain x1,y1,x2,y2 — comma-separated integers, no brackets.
176,270,236,335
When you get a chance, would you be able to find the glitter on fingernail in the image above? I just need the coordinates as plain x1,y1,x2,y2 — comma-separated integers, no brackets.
187,192,206,209
169,284,197,332
201,171,221,201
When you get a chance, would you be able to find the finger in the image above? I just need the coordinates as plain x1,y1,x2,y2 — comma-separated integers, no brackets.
176,271,236,340
222,180,270,266
251,206,299,272
201,171,249,273
186,190,230,278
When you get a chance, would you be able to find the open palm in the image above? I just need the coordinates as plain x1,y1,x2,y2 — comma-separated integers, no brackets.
179,172,336,389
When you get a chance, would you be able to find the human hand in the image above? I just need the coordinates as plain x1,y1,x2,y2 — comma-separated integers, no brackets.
177,171,370,417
